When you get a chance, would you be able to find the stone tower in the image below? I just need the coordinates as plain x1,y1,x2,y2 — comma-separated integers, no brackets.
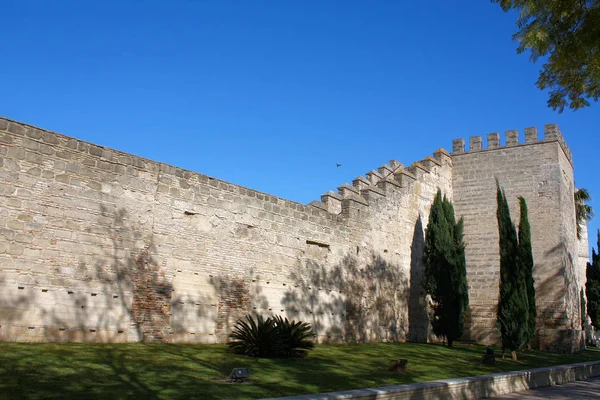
451,125,587,352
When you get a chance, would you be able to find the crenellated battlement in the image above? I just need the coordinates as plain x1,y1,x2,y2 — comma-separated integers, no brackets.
452,124,572,163
310,148,452,216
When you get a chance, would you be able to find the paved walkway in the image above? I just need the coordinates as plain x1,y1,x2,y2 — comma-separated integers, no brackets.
487,376,600,399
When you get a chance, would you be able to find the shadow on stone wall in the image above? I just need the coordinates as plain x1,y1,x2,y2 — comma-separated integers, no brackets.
0,203,311,344
214,276,251,342
39,206,174,342
0,205,232,343
462,238,584,353
0,274,34,336
345,254,409,342
2,207,435,345
282,252,410,343
280,259,345,342
464,241,581,352
532,241,581,352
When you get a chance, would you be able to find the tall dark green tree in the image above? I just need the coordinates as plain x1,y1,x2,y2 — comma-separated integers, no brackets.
492,0,600,112
586,230,600,329
423,189,469,348
497,183,529,360
517,196,536,347
581,288,587,330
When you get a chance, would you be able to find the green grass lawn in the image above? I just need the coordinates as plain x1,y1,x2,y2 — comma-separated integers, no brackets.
1,342,599,400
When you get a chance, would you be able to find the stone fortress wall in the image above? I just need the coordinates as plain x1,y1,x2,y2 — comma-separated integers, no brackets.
0,117,452,344
0,117,587,351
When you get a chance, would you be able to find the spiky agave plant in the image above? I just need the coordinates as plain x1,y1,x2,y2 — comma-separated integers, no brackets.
272,315,315,358
228,314,315,358
228,315,278,357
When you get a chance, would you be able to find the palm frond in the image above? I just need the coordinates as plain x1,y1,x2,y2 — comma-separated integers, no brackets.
575,188,594,239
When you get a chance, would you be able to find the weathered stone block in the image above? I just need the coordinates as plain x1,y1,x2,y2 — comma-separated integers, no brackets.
0,134,14,145
469,136,482,151
7,122,26,135
66,139,78,149
23,138,40,151
39,143,55,155
8,243,24,255
525,126,538,143
505,129,519,146
487,133,500,148
89,146,103,157
24,152,44,165
452,138,465,154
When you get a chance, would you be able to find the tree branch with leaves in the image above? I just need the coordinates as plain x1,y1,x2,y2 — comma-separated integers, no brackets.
493,0,600,112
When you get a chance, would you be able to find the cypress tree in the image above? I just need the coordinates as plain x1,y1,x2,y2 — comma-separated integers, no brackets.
586,230,600,329
517,196,536,347
450,205,469,346
580,288,586,330
423,189,468,347
496,183,529,360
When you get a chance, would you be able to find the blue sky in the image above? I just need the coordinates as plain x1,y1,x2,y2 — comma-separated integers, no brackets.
2,1,599,250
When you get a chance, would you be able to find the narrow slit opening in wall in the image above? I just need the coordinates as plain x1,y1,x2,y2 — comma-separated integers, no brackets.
306,240,330,249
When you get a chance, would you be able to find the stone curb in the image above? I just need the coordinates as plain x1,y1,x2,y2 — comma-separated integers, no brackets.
260,360,600,400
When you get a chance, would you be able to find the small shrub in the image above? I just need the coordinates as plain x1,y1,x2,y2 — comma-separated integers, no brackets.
228,314,315,358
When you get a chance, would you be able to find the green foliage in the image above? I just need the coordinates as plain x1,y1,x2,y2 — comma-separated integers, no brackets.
496,183,529,355
587,230,600,329
575,188,593,240
423,189,469,348
228,314,314,358
271,315,315,358
518,197,536,346
492,0,600,112
228,315,278,357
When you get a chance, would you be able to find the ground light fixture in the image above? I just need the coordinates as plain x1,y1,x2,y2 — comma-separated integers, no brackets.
229,368,249,383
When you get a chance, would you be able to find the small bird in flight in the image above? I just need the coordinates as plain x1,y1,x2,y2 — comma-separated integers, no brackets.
336,163,342,167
